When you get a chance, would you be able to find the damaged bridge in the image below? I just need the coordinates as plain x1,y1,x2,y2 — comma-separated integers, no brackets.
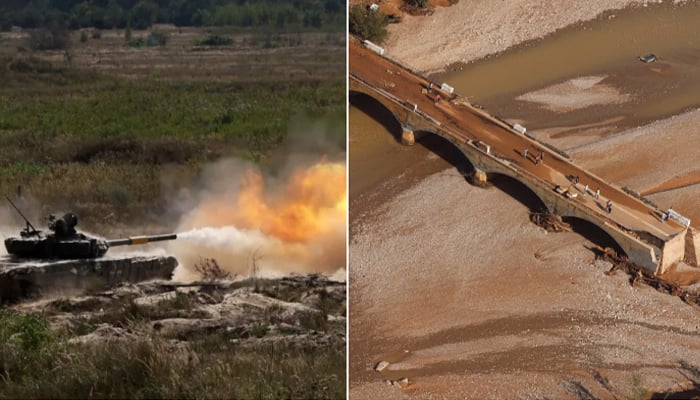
349,38,699,274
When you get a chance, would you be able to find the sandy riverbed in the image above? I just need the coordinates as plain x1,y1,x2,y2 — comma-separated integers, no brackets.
382,0,687,74
350,166,700,398
350,0,700,397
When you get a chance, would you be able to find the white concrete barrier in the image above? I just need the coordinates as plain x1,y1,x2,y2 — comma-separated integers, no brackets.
669,209,691,227
513,123,527,134
440,83,454,94
363,40,384,56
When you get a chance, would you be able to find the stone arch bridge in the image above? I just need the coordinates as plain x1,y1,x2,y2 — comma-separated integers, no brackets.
350,39,699,274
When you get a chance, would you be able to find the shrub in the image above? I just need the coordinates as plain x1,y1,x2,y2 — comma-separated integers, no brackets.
147,29,168,46
127,30,168,47
250,321,269,338
127,36,145,47
28,25,71,50
196,34,233,46
349,5,388,44
194,258,232,282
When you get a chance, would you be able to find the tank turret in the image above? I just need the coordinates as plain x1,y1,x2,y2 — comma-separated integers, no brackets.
3,197,177,259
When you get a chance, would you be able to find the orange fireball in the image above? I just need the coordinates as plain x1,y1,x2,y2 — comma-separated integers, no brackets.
184,160,346,244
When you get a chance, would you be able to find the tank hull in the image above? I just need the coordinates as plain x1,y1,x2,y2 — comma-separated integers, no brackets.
4,237,108,259
0,255,178,302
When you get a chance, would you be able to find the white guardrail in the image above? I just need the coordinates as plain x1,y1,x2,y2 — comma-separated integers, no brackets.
668,209,691,228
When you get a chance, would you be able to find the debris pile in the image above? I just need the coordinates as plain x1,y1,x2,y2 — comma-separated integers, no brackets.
596,246,700,306
530,211,571,232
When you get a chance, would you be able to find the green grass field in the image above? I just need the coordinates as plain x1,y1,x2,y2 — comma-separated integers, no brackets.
0,39,345,228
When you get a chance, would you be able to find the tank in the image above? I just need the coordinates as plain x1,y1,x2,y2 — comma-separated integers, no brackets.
3,197,177,259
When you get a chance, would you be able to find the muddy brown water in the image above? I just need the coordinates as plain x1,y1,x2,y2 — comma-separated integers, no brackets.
432,1,700,136
349,95,471,234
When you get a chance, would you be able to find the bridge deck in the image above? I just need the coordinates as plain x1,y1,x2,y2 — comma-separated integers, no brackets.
350,40,685,243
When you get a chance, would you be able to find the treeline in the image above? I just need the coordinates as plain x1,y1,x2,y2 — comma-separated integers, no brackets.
0,0,345,31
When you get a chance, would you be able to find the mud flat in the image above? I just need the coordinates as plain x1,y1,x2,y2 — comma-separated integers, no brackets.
384,0,688,74
349,168,700,399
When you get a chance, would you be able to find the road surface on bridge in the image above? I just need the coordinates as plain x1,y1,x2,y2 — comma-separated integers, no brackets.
350,40,685,242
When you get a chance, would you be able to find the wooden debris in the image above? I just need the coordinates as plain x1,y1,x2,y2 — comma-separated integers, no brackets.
595,246,700,307
530,211,571,232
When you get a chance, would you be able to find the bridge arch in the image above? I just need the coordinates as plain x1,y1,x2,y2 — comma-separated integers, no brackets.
413,131,476,178
561,215,628,258
349,91,403,141
484,172,549,213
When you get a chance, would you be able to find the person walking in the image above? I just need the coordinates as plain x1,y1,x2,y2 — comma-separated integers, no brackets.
428,82,434,93
583,184,589,195
574,176,579,185
435,94,441,104
606,200,613,214
523,148,528,159
595,188,600,199
540,151,544,162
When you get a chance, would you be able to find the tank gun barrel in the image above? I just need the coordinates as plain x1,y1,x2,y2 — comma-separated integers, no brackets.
106,233,177,247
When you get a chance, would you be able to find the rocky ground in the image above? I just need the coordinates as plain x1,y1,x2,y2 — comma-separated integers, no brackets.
1,273,346,398
16,274,346,349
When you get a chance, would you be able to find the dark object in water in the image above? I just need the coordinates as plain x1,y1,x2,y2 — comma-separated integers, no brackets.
639,54,657,63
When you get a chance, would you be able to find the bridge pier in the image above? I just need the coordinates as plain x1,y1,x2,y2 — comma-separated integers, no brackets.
684,228,700,267
473,169,488,186
401,128,415,146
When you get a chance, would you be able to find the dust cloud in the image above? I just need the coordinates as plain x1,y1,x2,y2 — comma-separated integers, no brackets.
168,129,346,282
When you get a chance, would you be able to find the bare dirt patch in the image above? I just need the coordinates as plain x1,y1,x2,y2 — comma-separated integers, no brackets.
380,0,686,74
516,75,631,112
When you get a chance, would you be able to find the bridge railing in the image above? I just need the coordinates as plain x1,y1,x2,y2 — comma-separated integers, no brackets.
351,74,443,127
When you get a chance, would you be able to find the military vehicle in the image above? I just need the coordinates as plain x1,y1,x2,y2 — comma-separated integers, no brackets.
4,197,176,259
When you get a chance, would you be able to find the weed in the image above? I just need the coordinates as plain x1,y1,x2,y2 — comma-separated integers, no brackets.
0,307,345,398
629,374,651,400
250,322,269,338
170,291,192,311
194,258,232,282
195,34,234,46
